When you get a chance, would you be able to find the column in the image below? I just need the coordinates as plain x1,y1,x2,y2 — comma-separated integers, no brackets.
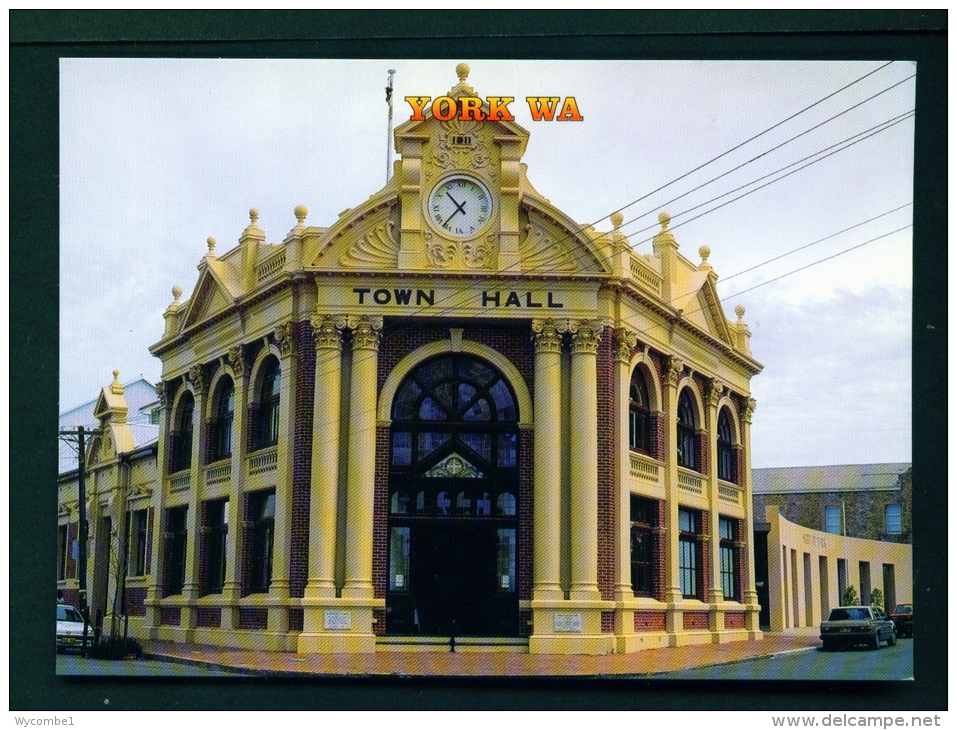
740,398,762,635
305,315,344,600
567,320,602,601
222,346,247,614
182,367,206,635
705,380,723,606
269,323,297,607
342,315,382,599
531,319,563,600
662,356,683,609
146,381,169,635
612,328,637,601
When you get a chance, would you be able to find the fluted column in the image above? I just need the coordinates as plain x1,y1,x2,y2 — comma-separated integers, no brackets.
183,367,206,606
740,398,761,632
146,381,169,631
342,315,382,599
532,319,563,601
662,356,683,607
612,328,637,600
305,315,345,599
222,346,247,609
566,319,602,601
705,380,723,605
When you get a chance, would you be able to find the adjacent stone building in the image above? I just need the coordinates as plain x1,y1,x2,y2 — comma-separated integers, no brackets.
60,64,766,655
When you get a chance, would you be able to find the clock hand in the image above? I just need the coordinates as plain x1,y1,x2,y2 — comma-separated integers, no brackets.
446,193,467,216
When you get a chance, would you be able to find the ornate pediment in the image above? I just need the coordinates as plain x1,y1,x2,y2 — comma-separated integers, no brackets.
181,268,235,330
423,452,485,479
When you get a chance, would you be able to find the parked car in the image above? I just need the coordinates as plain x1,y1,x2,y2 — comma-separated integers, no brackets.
820,605,896,651
56,604,91,654
890,603,913,638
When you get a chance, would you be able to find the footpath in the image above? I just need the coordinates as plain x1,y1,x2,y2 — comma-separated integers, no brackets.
141,629,820,678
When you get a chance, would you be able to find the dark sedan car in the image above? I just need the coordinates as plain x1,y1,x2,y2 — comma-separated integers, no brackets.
820,606,896,651
890,603,913,638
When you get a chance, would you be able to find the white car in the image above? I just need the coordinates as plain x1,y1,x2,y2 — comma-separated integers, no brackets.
56,604,90,653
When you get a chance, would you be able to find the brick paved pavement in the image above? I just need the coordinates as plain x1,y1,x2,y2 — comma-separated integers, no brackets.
141,630,820,678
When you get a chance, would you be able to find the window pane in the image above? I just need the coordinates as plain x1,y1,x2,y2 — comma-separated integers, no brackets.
462,396,492,421
390,491,411,515
392,380,422,420
825,506,841,534
418,397,447,421
392,431,412,465
885,505,902,534
496,492,516,516
415,357,452,388
436,491,451,516
488,379,516,421
497,433,517,466
476,492,491,517
460,432,491,461
455,491,471,516
389,527,410,591
418,431,451,460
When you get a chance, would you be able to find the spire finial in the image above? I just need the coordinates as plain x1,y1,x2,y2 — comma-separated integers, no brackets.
207,236,216,253
172,285,183,302
658,211,671,232
249,208,259,225
611,211,624,230
699,245,711,270
294,204,308,226
111,369,123,394
456,63,470,83
735,304,746,321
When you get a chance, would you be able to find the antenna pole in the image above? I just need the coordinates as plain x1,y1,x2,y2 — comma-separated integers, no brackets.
386,69,396,184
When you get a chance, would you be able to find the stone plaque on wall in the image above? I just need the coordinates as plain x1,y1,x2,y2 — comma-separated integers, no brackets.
554,613,582,633
324,610,352,631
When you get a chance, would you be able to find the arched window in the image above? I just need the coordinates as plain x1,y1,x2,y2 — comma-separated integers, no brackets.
676,390,696,469
171,392,194,473
629,367,651,453
211,378,234,462
717,408,736,483
257,358,281,449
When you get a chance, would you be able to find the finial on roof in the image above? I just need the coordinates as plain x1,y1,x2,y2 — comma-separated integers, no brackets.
294,204,308,226
658,211,671,232
111,369,123,394
249,208,259,225
699,245,711,270
207,237,216,253
172,285,183,302
456,63,470,83
611,212,623,230
735,304,746,321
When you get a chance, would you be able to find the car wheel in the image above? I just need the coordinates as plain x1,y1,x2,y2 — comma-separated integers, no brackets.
887,632,897,647
872,633,881,650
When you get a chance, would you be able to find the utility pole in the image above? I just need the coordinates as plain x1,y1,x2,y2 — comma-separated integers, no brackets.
59,424,102,656
385,69,396,184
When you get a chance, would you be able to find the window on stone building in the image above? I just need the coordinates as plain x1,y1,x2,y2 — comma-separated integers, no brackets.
719,516,739,601
211,378,234,462
248,490,275,594
129,509,148,576
678,507,700,599
57,524,68,581
166,506,188,596
629,368,650,453
885,504,902,534
630,495,657,597
825,505,842,535
170,392,194,473
257,358,281,449
677,390,696,469
203,498,228,594
717,408,736,483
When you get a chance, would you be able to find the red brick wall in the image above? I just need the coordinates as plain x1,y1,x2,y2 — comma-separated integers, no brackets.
290,319,316,598
125,587,146,617
198,500,210,596
145,508,154,575
683,611,709,630
596,328,615,601
699,510,711,600
373,426,390,602
196,607,221,628
288,607,304,632
654,500,667,602
518,609,532,638
646,349,665,460
160,606,181,626
60,589,80,608
601,610,615,633
238,607,268,630
724,611,745,629
372,607,385,636
518,430,533,602
635,611,665,632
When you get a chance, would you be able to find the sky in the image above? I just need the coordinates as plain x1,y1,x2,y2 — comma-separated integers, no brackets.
59,58,916,468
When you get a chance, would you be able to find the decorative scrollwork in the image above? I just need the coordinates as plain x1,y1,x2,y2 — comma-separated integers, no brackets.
311,314,343,351
519,224,578,273
427,239,458,268
188,365,206,395
612,328,637,363
274,321,296,357
531,319,563,354
462,239,492,269
339,221,400,269
665,356,683,387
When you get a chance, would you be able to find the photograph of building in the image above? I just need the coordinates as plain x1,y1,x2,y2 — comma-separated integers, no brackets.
56,58,915,673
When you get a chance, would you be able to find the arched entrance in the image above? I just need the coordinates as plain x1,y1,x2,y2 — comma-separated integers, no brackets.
386,354,520,637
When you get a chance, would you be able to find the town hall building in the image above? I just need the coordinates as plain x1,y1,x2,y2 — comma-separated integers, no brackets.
62,64,765,655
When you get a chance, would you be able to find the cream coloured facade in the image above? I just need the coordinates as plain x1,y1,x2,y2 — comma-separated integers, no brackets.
66,64,766,656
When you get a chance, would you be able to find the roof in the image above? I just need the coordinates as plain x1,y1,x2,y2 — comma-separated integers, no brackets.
59,378,159,474
752,463,910,495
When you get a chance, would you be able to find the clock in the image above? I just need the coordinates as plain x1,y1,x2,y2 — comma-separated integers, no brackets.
427,175,493,239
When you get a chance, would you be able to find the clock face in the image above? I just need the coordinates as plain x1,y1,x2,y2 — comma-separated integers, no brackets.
427,176,493,239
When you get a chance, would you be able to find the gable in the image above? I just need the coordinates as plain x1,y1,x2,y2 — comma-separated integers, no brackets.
673,273,734,345
181,268,235,330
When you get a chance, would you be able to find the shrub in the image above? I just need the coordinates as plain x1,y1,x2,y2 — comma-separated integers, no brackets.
840,585,859,606
869,588,884,609
89,636,144,660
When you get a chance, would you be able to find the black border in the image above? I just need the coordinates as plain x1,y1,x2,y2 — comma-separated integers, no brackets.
11,10,946,711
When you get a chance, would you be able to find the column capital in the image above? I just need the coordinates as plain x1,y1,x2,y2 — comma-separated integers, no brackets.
188,364,206,396
348,315,383,351
742,397,757,424
706,379,724,409
612,327,637,363
311,314,345,351
225,345,249,381
154,381,169,409
274,321,296,358
664,355,683,387
562,319,603,354
531,318,563,354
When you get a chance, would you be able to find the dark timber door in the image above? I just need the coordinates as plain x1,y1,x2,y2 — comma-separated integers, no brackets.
386,354,520,637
